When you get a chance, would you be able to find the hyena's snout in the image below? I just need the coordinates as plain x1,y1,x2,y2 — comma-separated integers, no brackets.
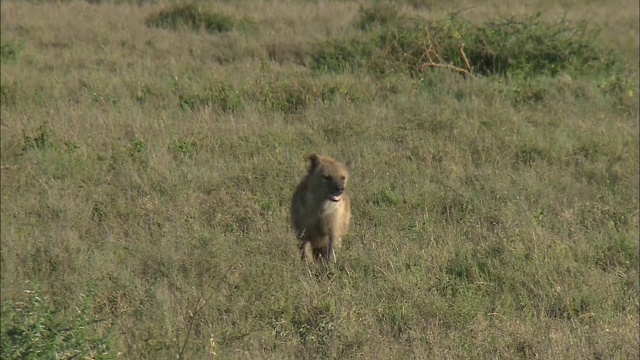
328,181,345,202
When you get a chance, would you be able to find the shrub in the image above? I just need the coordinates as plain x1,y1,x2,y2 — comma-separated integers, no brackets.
461,14,623,79
312,10,625,83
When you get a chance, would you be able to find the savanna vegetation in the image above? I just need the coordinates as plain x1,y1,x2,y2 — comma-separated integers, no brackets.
1,0,638,358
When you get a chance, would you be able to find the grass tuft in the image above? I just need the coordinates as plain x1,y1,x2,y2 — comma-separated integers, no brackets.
145,3,235,33
0,38,22,63
356,3,404,31
178,83,243,112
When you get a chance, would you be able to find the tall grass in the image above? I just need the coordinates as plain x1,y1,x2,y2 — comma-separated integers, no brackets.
1,0,638,358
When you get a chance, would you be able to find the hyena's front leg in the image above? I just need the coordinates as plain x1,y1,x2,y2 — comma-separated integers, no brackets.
300,241,315,263
323,235,337,263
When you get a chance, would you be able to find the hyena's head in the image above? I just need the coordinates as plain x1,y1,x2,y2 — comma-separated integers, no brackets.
307,154,351,202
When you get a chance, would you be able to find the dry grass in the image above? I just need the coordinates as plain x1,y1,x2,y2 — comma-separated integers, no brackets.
1,0,638,359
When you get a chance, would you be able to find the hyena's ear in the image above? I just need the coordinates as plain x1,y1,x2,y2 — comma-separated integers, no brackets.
307,154,320,173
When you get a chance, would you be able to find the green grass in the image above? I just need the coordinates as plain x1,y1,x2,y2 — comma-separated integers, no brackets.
1,288,114,359
1,0,638,358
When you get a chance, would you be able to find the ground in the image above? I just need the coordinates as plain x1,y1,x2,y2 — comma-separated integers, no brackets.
1,0,638,358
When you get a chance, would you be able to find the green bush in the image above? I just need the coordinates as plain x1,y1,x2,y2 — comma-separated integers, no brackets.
146,3,235,33
312,10,625,83
461,14,623,79
1,290,114,359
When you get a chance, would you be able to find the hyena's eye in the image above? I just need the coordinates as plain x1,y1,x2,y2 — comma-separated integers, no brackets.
323,175,331,181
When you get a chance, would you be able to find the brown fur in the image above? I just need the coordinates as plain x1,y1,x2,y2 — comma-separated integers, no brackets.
290,154,352,263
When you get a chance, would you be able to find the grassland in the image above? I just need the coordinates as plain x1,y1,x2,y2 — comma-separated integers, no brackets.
1,0,638,359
